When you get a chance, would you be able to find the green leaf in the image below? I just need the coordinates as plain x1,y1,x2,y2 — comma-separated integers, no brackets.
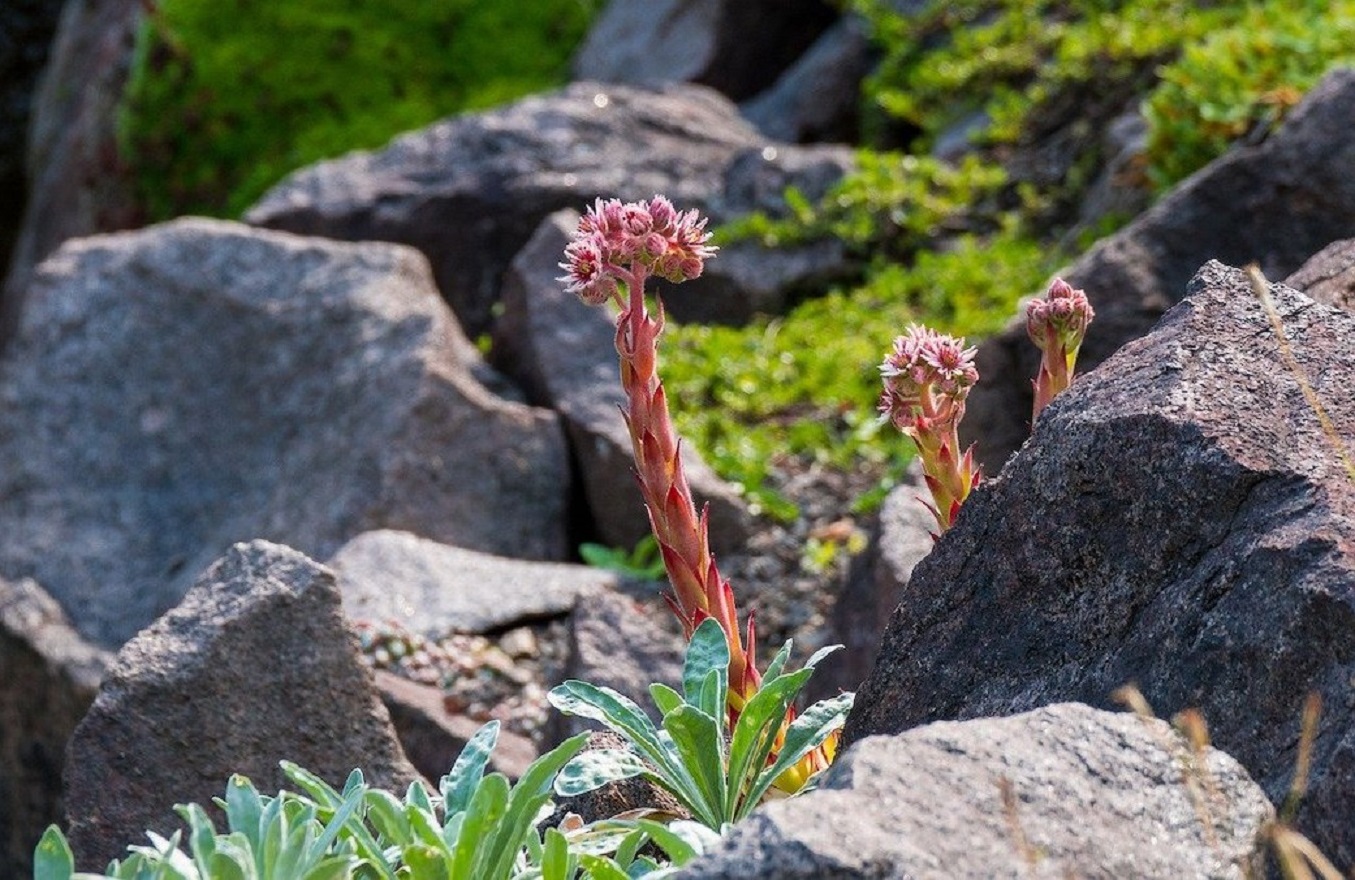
479,734,588,880
33,826,74,880
576,854,631,880
632,819,715,867
681,620,729,710
742,691,854,817
362,789,409,844
660,706,725,828
441,720,499,816
305,781,367,866
401,843,449,878
541,828,570,880
547,683,674,778
174,802,219,873
724,667,815,817
800,643,844,672
223,775,265,853
648,683,683,718
758,640,794,686
554,749,647,798
281,762,345,811
452,773,510,878
301,857,357,880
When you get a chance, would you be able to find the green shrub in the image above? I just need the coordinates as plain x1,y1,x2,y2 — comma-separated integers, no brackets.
120,0,599,220
1142,0,1355,190
549,619,853,831
664,222,1057,518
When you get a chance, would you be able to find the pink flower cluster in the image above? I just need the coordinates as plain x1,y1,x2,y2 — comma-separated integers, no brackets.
559,196,717,306
877,324,979,434
1026,277,1094,357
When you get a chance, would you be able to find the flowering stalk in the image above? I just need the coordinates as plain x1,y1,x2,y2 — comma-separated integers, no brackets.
560,196,834,793
1027,277,1095,422
878,325,981,533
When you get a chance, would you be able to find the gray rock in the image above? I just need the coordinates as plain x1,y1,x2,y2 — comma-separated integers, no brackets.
962,68,1355,471
846,262,1355,863
679,704,1272,879
246,82,854,336
63,541,420,871
328,530,611,637
0,218,570,649
545,591,685,744
1,0,143,346
1285,237,1355,313
246,82,761,336
740,16,874,144
572,0,837,102
0,577,109,878
824,462,934,695
495,211,753,556
375,670,537,784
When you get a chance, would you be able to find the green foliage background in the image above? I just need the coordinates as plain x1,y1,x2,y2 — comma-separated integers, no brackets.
119,0,599,220
115,0,1355,517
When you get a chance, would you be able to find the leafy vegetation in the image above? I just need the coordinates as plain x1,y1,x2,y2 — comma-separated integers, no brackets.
32,723,714,879
119,0,599,220
1142,0,1355,190
549,619,853,831
664,0,1355,515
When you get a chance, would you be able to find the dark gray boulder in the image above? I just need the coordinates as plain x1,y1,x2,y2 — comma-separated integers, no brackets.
1285,237,1355,313
846,262,1355,863
962,68,1355,471
496,210,753,557
246,82,761,336
1,0,143,346
328,530,612,638
740,16,875,144
0,218,570,649
678,703,1272,879
62,541,420,870
572,0,838,103
544,591,685,744
245,82,853,336
0,577,109,878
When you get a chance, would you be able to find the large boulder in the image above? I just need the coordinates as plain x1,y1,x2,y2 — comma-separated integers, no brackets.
740,16,875,144
495,211,753,556
0,218,570,649
845,262,1355,862
1,0,143,346
572,0,838,103
328,530,612,638
0,577,109,878
963,68,1355,471
245,82,853,336
1285,236,1355,313
678,703,1272,879
63,541,420,870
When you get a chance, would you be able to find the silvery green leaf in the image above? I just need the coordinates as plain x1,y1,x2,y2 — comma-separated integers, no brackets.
223,776,264,852
547,683,677,780
32,826,74,880
660,706,724,828
554,749,647,797
648,683,683,718
576,854,631,880
479,734,587,880
540,827,570,880
174,802,218,872
759,639,794,686
801,643,844,671
723,666,814,817
280,762,344,811
362,789,408,844
441,720,499,816
681,620,729,709
742,691,854,817
451,772,510,877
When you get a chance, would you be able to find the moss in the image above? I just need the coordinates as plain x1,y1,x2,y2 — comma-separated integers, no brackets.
119,0,599,220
